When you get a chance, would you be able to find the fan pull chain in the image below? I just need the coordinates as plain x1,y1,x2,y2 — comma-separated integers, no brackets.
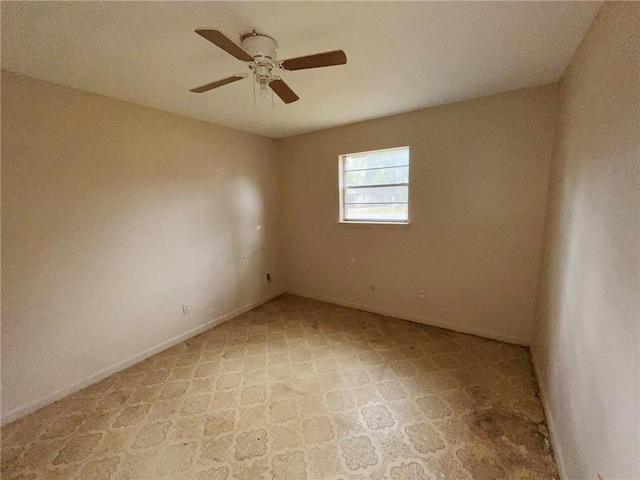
252,71,257,110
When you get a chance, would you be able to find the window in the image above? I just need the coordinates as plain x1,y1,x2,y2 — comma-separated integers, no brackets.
339,146,410,223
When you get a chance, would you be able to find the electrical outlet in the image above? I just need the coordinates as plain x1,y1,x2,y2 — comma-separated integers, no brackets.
418,291,425,300
266,273,271,282
182,304,190,315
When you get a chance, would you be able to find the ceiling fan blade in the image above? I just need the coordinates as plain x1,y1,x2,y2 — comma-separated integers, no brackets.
280,50,347,71
190,75,246,93
195,29,254,62
269,79,299,104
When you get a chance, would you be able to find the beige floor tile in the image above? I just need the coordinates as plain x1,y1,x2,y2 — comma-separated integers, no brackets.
1,294,558,479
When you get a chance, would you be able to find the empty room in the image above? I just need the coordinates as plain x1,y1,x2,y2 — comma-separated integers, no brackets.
1,2,638,479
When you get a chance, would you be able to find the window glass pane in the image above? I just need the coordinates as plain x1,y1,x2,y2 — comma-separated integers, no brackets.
345,148,409,171
344,203,408,222
345,186,408,204
340,146,410,223
345,166,408,187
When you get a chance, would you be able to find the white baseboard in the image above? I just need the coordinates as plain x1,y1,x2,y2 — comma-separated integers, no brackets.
1,290,284,426
285,289,530,346
530,346,567,480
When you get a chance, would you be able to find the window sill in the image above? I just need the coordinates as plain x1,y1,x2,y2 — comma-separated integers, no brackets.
338,221,411,228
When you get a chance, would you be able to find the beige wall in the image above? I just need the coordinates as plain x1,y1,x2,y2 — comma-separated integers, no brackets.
1,72,282,422
278,85,558,344
533,3,640,479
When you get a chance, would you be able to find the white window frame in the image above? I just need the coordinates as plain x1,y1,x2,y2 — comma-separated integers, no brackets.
338,146,411,225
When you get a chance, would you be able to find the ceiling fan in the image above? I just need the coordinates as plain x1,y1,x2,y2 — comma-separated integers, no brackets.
190,29,347,104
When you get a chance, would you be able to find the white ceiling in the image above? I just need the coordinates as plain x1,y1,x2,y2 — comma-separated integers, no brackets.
1,1,601,138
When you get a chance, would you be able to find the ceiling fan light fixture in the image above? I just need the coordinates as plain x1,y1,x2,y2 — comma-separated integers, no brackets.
258,77,271,101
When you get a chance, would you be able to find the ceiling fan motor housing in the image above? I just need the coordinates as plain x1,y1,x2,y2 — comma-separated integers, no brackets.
241,32,278,64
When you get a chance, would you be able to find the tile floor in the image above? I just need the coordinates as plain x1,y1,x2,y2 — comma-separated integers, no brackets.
1,294,558,479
